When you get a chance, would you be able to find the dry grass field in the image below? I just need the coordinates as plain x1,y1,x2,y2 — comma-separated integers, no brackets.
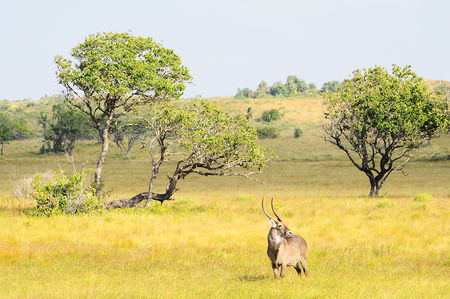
0,96,449,298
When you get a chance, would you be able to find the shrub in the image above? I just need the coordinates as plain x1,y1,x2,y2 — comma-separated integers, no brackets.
28,169,102,216
246,107,253,119
257,126,279,139
413,193,433,201
261,109,281,122
294,128,303,138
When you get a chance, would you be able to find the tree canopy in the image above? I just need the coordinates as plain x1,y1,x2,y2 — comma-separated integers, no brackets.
323,65,448,197
55,32,192,187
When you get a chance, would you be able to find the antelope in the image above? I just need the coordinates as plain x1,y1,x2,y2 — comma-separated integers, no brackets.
262,197,308,278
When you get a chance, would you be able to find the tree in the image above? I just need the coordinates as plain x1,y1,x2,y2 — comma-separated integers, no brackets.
287,75,307,93
270,81,289,97
323,65,448,197
320,81,341,93
0,113,30,155
254,81,269,98
107,101,269,208
0,115,13,155
55,32,191,188
235,88,253,99
308,83,317,90
41,102,95,155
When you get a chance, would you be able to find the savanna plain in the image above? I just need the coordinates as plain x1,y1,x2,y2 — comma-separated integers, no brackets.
0,96,449,298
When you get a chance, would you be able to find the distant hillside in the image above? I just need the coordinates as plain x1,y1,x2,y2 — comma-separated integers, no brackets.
1,78,448,137
424,79,450,91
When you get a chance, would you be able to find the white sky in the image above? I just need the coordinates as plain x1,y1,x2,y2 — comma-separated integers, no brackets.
1,0,449,100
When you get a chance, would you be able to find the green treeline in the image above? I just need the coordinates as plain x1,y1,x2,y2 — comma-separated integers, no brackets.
235,76,341,99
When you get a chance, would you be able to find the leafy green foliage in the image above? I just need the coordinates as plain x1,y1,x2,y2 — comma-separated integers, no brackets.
0,100,10,111
235,88,253,99
235,75,317,99
246,107,253,119
320,81,341,93
40,102,95,154
177,101,268,170
261,109,281,122
256,126,279,139
55,32,191,104
0,113,31,155
28,169,102,216
294,128,303,138
323,65,448,197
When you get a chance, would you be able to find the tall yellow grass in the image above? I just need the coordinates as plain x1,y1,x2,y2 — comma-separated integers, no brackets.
0,196,448,298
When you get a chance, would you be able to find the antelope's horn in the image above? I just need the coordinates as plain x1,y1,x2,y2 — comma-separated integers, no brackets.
271,197,282,222
262,197,273,220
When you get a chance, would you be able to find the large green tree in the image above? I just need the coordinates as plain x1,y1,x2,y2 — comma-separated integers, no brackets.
323,65,448,197
55,32,191,187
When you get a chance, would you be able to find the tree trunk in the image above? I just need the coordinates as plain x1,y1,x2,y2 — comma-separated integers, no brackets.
95,124,111,189
0,142,3,155
116,140,125,157
145,166,157,207
368,184,379,197
107,174,179,209
366,172,380,197
368,178,381,197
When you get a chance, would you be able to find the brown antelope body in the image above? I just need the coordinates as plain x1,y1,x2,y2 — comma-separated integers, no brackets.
262,198,308,278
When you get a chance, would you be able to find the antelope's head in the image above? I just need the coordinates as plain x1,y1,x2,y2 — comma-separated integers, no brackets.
262,197,293,238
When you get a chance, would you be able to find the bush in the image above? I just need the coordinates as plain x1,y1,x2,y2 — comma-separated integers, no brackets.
294,128,303,138
413,193,433,201
261,109,281,122
257,126,279,139
28,169,102,216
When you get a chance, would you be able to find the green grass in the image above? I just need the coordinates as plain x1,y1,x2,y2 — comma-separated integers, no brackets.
0,95,449,298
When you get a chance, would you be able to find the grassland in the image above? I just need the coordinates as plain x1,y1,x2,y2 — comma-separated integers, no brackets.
0,95,449,298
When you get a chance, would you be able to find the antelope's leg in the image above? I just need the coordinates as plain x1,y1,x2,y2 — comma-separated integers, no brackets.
300,258,308,276
272,262,279,279
280,263,287,278
294,262,303,275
